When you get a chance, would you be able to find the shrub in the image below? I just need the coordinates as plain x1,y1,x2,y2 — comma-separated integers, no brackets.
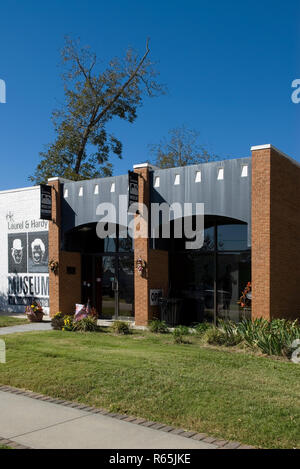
72,316,99,332
218,320,243,346
204,318,300,357
237,318,300,357
193,322,212,336
204,321,242,347
149,319,169,334
51,312,67,330
111,320,131,335
173,325,190,344
62,315,75,331
204,327,227,345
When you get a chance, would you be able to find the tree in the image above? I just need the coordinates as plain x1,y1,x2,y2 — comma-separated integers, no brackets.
149,126,217,169
30,37,165,183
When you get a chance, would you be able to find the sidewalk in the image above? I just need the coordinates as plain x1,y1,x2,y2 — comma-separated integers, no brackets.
0,390,217,449
0,323,52,335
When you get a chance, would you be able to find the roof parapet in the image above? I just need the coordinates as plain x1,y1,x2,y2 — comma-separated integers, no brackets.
251,144,300,168
133,163,160,170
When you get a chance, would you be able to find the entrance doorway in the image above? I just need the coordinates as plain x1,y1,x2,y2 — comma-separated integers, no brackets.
82,254,134,319
63,222,134,320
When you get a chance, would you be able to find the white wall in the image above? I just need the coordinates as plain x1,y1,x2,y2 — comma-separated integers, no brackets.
0,186,49,314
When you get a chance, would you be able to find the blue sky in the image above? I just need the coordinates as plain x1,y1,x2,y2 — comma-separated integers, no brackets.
0,0,299,190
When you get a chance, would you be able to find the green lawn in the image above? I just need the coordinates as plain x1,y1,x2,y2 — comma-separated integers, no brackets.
0,316,28,328
0,445,11,449
0,330,299,449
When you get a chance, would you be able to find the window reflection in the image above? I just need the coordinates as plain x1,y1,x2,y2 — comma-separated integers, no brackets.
103,237,116,252
217,252,251,322
217,224,248,251
118,233,133,252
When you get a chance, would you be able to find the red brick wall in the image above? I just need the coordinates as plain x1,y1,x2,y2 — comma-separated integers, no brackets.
148,249,169,319
270,150,300,319
59,251,81,314
252,147,300,320
133,167,169,325
251,148,271,319
134,167,150,326
48,180,60,317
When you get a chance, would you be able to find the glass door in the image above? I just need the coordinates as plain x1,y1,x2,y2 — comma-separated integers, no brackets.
82,254,134,319
118,255,134,318
100,256,117,319
98,255,134,319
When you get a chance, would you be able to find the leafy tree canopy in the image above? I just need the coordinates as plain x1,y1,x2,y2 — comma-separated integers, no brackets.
149,126,217,169
30,37,165,183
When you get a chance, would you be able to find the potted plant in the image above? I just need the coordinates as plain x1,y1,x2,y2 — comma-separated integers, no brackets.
238,281,251,319
25,301,44,322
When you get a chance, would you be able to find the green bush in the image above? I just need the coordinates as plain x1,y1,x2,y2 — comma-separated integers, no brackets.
62,315,75,331
148,319,169,334
237,318,300,357
72,316,99,332
203,318,300,357
173,325,190,344
204,322,242,347
218,320,243,346
204,327,227,345
51,312,68,330
193,322,212,336
111,320,131,335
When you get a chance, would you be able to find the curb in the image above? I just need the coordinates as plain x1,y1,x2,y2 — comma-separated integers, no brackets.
0,436,30,449
0,384,255,450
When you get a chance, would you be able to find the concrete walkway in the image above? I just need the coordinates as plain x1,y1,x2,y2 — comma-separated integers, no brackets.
0,322,52,336
0,390,217,449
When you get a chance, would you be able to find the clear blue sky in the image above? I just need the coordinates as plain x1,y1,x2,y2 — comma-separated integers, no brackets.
0,0,299,190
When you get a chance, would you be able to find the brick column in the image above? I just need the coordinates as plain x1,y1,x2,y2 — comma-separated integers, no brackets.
133,166,150,326
251,144,300,321
133,164,169,326
48,178,81,317
48,178,61,317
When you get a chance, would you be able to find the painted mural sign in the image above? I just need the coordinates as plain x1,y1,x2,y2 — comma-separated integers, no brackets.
0,187,49,313
8,229,49,307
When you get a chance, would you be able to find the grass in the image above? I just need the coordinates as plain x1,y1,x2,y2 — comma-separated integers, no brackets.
0,445,11,449
0,316,28,328
0,329,299,449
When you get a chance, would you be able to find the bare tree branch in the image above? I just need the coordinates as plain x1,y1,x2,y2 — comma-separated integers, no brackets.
74,39,151,174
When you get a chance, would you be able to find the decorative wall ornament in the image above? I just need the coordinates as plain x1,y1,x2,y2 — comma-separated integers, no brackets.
49,259,59,275
136,257,146,276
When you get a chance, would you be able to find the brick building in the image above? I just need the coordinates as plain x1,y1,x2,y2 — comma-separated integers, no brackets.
1,144,299,325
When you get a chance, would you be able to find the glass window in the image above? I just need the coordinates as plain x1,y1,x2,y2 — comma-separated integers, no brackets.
241,165,248,177
103,237,117,252
170,252,215,324
217,252,251,322
118,256,134,318
201,226,215,251
195,171,201,183
217,224,248,251
118,233,133,252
